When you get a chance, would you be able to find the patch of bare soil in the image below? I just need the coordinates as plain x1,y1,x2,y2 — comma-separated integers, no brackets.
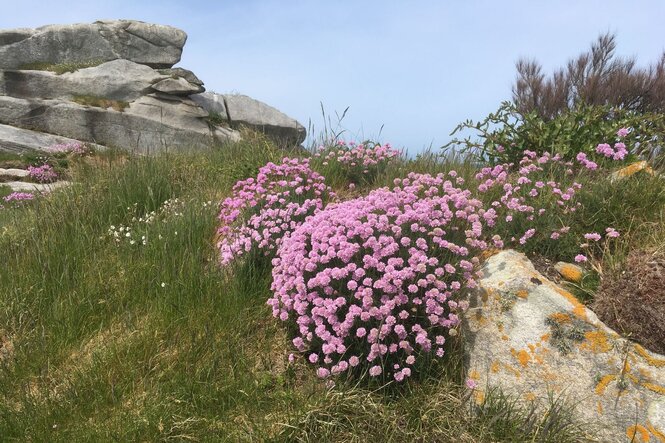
591,250,665,355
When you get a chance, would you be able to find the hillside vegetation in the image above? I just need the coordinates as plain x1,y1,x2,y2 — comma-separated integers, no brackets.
0,122,663,441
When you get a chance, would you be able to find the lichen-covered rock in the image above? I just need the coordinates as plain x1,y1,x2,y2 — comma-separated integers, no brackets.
554,261,585,283
611,161,655,182
0,20,186,69
463,250,665,442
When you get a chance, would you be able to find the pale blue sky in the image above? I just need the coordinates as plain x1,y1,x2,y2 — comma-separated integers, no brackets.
2,1,664,153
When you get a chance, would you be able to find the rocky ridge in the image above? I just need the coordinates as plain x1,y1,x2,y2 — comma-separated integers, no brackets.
0,20,305,154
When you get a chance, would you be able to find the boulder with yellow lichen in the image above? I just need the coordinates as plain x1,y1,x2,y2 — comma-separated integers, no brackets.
463,250,665,442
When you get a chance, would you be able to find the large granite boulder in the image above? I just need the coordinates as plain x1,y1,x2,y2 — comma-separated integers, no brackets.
464,250,665,442
0,96,237,153
192,92,306,145
0,20,186,69
0,20,306,153
0,123,103,154
0,59,166,101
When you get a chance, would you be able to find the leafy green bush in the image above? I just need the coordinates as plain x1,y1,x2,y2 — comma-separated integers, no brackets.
443,102,665,168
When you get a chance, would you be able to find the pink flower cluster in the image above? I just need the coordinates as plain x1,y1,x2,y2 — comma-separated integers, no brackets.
268,172,494,382
314,140,400,184
595,142,628,161
3,192,35,204
216,158,334,266
575,152,598,170
475,150,582,245
27,164,58,183
45,142,88,156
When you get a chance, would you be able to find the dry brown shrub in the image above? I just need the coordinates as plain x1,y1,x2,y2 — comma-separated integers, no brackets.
592,250,665,354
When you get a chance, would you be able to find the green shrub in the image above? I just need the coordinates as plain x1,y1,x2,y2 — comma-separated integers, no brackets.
443,102,665,168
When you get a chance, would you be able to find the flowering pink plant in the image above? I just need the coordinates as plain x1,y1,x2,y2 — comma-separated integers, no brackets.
313,140,400,186
45,142,90,156
27,164,58,183
3,192,35,205
216,157,335,266
268,172,497,382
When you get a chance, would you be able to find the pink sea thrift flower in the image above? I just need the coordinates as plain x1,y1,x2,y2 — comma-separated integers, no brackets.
574,254,588,263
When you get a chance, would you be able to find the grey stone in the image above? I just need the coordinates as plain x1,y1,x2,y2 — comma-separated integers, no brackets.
0,168,29,178
0,123,101,154
0,59,166,101
463,250,665,442
190,91,228,119
158,67,203,86
0,20,186,69
0,96,238,154
223,94,306,145
151,76,203,95
5,180,71,192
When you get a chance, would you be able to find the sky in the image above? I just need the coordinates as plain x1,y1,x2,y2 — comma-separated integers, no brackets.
2,0,665,154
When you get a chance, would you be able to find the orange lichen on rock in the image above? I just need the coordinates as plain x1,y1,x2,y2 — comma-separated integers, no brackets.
479,248,501,261
615,160,655,179
642,382,665,395
516,289,529,299
595,374,616,395
490,361,500,373
548,312,571,324
627,424,651,442
579,330,613,353
474,389,485,405
647,422,665,442
510,348,531,367
555,262,584,283
524,392,536,402
540,333,551,341
469,369,480,380
597,401,603,414
635,344,665,368
554,287,588,319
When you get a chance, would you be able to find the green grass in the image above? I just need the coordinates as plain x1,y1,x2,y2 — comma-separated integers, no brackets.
5,133,663,441
18,60,105,75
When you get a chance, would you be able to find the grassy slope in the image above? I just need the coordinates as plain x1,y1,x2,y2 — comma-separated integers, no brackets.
1,137,663,442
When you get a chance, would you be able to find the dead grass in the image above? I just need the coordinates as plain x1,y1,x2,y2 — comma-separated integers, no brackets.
592,249,665,354
72,94,129,112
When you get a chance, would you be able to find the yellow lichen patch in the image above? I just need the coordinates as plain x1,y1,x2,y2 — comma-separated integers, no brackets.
513,349,531,367
501,334,509,341
502,362,522,378
479,248,501,261
540,333,551,342
642,382,665,395
516,289,529,299
647,422,665,442
595,374,616,395
474,389,485,405
556,263,584,283
627,424,651,442
554,287,587,319
579,330,612,353
491,361,500,373
524,392,536,402
639,367,654,380
635,344,665,368
497,323,504,332
615,160,655,179
469,370,480,380
548,312,571,324
596,401,603,414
